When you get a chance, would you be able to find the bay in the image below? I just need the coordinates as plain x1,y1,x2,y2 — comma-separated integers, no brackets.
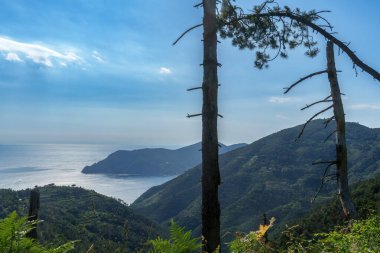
0,144,174,204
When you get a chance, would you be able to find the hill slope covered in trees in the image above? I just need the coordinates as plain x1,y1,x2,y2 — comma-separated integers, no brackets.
0,185,164,253
132,120,380,236
82,142,247,176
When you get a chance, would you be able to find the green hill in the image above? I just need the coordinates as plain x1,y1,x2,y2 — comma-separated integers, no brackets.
0,185,164,253
82,142,247,176
131,120,380,237
286,171,380,236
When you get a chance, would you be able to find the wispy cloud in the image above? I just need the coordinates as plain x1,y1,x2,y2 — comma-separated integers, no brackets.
159,67,172,75
268,96,301,104
5,52,22,62
0,37,81,67
349,104,380,110
91,50,104,63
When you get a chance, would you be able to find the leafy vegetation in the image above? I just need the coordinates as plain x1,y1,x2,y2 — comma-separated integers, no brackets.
0,211,75,253
272,170,380,243
147,214,380,252
0,185,164,253
148,220,201,253
132,120,380,237
227,215,380,253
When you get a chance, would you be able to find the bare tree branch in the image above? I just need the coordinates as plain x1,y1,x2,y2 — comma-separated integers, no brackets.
311,161,337,202
284,70,328,94
312,160,337,165
324,130,337,142
187,113,202,118
324,115,335,128
173,23,203,46
297,105,333,139
187,86,202,91
301,95,332,110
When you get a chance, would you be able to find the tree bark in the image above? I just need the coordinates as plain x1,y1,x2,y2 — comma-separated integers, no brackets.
202,0,221,252
326,41,357,220
26,188,40,239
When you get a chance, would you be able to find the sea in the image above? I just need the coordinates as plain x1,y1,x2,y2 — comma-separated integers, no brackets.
0,144,175,204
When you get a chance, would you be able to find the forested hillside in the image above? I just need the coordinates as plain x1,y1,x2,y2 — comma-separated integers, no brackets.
273,171,380,245
132,120,380,236
82,142,247,176
0,185,164,253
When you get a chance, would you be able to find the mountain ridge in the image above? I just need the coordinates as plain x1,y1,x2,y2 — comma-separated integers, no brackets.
82,142,247,176
131,120,380,236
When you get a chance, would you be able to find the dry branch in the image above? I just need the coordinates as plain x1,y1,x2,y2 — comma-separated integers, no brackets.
311,161,337,202
297,105,333,139
284,70,328,94
301,95,332,110
324,130,337,142
187,113,202,118
173,23,203,46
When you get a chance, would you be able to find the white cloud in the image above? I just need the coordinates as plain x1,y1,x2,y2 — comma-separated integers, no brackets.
92,50,104,63
159,67,172,75
349,104,380,110
0,37,81,67
269,96,301,104
5,52,22,62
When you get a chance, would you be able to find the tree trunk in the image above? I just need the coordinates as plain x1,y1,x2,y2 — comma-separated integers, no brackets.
326,41,357,220
26,188,40,239
202,0,221,252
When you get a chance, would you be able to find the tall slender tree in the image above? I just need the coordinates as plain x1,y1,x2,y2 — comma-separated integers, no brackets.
326,41,356,219
202,1,221,252
219,0,380,220
284,41,357,220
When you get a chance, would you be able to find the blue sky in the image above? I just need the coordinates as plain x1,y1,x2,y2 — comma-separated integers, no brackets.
0,0,379,147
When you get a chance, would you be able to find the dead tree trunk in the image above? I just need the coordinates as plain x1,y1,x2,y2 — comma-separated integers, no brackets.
202,0,221,252
326,41,357,220
26,188,40,239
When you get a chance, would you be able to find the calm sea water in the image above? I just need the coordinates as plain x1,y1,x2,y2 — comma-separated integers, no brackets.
0,144,174,204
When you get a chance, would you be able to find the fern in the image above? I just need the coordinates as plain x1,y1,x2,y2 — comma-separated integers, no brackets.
0,211,75,253
148,219,202,253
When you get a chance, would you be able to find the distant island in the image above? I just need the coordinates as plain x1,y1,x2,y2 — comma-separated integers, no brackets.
82,142,247,176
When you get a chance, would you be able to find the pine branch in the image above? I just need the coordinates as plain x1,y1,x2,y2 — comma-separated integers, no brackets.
232,12,380,81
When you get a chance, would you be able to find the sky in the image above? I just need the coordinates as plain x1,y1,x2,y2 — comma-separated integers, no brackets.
0,0,379,147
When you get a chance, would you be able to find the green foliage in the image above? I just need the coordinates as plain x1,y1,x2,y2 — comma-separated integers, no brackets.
0,211,75,253
0,185,164,253
229,232,274,253
218,0,326,68
273,171,380,242
148,220,201,253
229,216,380,253
229,217,275,253
283,216,380,253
